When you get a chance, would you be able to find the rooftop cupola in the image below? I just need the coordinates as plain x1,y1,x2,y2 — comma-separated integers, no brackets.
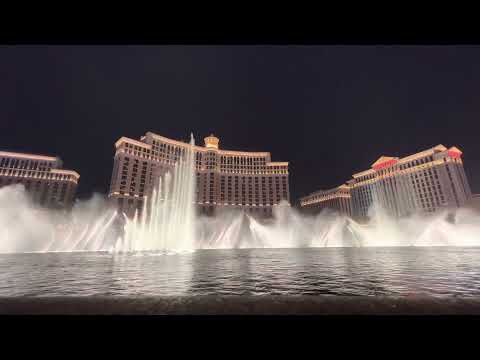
204,134,219,149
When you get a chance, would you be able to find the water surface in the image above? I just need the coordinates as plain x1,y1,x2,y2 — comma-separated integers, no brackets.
1,247,480,297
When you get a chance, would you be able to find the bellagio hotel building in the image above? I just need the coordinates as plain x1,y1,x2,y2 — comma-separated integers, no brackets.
300,144,472,221
108,132,290,217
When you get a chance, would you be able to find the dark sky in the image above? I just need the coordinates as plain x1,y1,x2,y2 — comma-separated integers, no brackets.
1,45,479,203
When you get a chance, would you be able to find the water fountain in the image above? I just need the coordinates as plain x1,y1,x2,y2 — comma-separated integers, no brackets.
1,133,480,254
114,133,196,253
193,203,480,249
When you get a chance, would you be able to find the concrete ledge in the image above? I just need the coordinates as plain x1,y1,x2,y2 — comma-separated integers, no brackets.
2,296,480,315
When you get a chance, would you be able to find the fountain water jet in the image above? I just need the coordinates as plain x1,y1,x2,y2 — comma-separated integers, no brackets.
114,133,196,253
2,149,480,254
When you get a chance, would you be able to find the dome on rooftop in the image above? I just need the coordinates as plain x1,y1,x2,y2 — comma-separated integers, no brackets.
204,134,219,149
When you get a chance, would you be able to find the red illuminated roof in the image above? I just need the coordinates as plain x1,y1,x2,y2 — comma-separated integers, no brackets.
371,156,399,171
448,146,462,159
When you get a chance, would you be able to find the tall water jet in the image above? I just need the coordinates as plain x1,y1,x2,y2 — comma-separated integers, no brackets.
118,133,196,253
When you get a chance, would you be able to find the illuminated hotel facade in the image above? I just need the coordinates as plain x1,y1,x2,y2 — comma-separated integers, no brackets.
300,184,353,217
0,151,80,209
300,145,472,220
108,132,290,217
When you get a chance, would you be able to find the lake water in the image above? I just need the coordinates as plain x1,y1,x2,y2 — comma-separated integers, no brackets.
1,247,480,297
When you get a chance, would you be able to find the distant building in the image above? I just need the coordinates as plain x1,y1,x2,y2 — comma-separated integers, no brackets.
0,151,80,209
300,144,472,220
299,184,353,217
108,132,290,217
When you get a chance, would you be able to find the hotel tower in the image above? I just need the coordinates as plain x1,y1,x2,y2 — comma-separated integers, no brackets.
0,151,80,209
300,144,472,220
108,132,290,217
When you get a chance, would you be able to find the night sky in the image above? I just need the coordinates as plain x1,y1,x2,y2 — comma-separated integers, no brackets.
1,45,479,203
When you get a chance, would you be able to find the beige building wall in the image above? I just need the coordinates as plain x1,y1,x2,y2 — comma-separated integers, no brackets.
300,184,352,217
301,144,472,221
108,132,290,218
0,151,79,210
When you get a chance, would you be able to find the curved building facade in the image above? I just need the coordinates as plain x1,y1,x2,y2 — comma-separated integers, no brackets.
0,151,79,210
299,184,352,217
108,132,290,217
300,144,472,221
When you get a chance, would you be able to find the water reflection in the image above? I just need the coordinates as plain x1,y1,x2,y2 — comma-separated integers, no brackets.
108,252,194,296
1,248,480,297
187,249,253,295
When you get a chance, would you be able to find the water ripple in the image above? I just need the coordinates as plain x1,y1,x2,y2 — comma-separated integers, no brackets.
1,247,480,297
